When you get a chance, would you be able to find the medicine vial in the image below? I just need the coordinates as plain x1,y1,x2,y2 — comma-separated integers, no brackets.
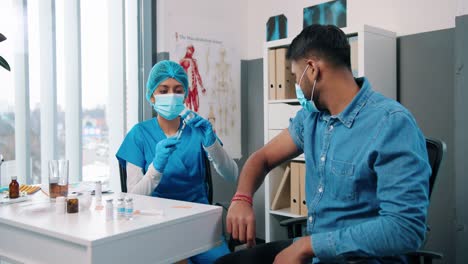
67,194,79,214
125,197,134,220
95,181,102,203
56,196,66,214
176,109,196,140
105,199,114,221
117,198,125,220
9,175,19,199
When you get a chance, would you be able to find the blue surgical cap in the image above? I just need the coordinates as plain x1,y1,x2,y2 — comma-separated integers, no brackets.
146,60,189,104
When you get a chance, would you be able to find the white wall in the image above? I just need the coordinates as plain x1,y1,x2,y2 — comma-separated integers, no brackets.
157,0,247,57
458,0,468,16
157,0,459,60
244,0,457,59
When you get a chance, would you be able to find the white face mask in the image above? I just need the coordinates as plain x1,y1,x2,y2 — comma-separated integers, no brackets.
295,64,319,113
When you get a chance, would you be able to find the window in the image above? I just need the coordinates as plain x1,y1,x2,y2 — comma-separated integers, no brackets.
0,0,143,191
28,2,42,184
0,2,16,166
81,0,110,185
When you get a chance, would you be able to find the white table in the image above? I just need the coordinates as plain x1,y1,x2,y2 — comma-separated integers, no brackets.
0,193,223,264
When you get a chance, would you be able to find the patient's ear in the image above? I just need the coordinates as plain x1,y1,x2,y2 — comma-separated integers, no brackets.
310,62,320,81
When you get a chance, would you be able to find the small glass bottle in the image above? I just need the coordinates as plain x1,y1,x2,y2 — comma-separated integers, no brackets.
117,198,125,219
95,181,102,203
67,194,79,213
105,199,114,221
56,196,66,214
9,175,20,199
125,197,134,220
177,109,196,139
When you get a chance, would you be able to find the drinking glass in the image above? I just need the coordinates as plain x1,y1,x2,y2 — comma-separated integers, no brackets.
48,160,69,200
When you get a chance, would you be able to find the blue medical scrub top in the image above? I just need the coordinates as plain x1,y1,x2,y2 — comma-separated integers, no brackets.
116,118,209,204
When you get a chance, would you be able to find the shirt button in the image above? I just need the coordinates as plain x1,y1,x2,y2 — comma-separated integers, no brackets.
320,156,326,162
329,125,334,131
308,216,313,223
318,187,323,193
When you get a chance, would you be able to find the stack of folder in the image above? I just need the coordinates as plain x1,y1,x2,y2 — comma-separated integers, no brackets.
270,162,307,216
290,162,307,216
268,48,296,100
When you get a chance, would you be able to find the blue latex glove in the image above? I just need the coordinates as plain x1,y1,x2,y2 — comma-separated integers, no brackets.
185,112,216,147
153,137,180,173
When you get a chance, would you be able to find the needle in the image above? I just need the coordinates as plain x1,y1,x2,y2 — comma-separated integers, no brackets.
177,109,194,140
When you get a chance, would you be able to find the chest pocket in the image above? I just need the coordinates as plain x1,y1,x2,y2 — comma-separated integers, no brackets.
330,159,356,201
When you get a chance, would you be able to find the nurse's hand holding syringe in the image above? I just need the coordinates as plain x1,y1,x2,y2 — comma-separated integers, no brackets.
179,109,238,183
152,138,180,173
179,109,216,147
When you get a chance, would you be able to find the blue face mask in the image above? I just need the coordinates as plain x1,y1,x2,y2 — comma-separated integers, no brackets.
295,64,319,113
153,94,185,120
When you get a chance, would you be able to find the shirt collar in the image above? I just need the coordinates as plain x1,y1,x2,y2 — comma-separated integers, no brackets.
321,77,373,128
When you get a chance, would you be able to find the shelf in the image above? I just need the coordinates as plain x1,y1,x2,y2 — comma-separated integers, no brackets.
265,37,294,49
268,99,299,104
269,208,302,218
292,156,305,162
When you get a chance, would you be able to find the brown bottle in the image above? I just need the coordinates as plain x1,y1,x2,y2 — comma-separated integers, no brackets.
67,194,79,213
9,176,20,199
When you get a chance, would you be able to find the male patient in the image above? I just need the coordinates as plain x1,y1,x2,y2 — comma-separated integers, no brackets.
218,24,431,263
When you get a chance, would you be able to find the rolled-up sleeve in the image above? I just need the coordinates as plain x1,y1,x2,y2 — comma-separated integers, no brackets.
288,109,306,152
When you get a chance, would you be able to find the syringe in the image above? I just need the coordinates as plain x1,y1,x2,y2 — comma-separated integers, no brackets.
177,109,195,140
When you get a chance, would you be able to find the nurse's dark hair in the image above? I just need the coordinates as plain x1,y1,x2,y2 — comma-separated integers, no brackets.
286,24,351,70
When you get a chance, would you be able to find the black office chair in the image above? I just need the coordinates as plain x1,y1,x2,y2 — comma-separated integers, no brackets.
204,153,214,205
118,153,213,204
216,137,446,264
118,160,128,193
404,137,445,264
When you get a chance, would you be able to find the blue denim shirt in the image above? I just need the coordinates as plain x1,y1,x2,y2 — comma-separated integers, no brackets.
288,78,430,262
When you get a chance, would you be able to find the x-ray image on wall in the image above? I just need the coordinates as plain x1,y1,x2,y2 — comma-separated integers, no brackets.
303,0,347,28
266,14,287,41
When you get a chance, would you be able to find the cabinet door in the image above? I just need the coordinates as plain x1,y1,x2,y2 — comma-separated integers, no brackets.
268,104,301,130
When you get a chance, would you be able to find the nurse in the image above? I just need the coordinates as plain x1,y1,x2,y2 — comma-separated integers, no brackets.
116,60,238,263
